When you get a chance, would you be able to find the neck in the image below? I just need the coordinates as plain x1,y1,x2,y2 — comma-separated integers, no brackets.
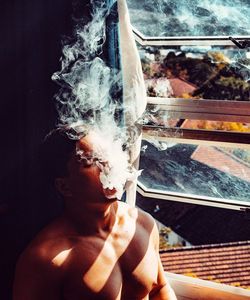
63,199,118,235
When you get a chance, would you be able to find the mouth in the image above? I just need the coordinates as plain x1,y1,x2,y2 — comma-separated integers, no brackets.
103,187,117,199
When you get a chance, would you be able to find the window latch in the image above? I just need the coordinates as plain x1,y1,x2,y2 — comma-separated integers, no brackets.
229,37,250,49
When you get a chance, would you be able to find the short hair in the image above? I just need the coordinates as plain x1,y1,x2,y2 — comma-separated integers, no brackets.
39,128,77,186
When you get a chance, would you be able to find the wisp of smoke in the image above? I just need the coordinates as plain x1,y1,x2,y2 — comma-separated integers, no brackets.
52,0,141,200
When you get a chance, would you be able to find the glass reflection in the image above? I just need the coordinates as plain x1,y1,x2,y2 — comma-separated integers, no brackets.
139,139,250,203
127,0,250,37
140,46,250,101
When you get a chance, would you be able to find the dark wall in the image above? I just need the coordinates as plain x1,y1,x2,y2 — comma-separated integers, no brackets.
1,1,74,298
0,1,118,298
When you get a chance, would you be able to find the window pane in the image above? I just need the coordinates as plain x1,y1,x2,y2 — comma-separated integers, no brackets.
127,0,250,37
181,119,250,132
139,139,250,204
136,194,250,288
144,117,250,133
140,46,250,101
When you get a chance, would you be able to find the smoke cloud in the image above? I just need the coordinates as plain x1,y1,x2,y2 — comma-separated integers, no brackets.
52,0,145,200
52,1,119,129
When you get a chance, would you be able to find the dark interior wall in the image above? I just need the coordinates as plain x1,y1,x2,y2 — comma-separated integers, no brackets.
0,1,75,298
1,1,117,298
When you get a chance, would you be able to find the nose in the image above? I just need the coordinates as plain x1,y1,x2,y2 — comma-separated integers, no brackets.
96,159,110,172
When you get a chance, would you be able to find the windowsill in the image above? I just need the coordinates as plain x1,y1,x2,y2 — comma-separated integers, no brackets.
166,272,250,300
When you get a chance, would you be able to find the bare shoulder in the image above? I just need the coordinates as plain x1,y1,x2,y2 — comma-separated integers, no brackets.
117,201,157,234
13,221,71,300
16,235,66,276
16,218,73,276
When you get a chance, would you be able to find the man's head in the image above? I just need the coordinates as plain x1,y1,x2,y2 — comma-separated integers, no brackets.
39,128,77,194
40,126,129,204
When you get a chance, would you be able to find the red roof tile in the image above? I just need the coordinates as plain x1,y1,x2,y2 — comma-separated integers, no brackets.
160,241,250,288
169,78,196,97
191,146,250,183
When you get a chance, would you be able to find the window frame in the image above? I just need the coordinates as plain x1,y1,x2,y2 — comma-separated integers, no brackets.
133,26,250,46
133,28,250,210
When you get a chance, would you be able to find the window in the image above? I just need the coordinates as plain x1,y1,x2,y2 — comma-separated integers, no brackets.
127,1,250,289
127,0,250,37
139,139,250,208
126,0,250,210
140,46,250,102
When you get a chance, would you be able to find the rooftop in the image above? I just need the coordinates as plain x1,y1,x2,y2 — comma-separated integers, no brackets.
160,241,250,289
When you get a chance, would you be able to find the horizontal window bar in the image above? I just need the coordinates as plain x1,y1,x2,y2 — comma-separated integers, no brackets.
137,182,250,211
146,98,250,123
152,112,250,123
133,27,250,46
147,98,250,111
142,126,250,145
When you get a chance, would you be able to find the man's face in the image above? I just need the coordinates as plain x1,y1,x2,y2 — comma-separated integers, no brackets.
65,131,123,203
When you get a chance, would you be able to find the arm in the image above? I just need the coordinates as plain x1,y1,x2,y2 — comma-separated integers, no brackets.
13,248,62,300
149,255,177,300
149,222,177,300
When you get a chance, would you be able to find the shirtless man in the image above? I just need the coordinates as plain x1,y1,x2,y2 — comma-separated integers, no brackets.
13,127,177,300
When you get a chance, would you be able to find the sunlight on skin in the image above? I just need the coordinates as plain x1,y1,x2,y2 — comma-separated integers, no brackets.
115,284,122,300
52,248,73,267
83,210,138,293
132,223,158,280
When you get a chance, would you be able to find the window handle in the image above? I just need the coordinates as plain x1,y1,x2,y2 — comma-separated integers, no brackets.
229,36,250,49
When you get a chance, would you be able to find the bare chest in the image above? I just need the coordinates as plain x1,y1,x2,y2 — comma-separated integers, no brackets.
62,237,158,300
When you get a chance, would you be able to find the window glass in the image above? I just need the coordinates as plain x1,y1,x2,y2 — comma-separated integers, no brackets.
136,194,250,289
143,116,250,133
131,1,250,288
127,0,250,37
180,119,250,132
139,139,250,205
139,45,250,101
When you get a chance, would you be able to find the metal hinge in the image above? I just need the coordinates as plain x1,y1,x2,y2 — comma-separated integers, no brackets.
240,207,250,220
229,37,250,49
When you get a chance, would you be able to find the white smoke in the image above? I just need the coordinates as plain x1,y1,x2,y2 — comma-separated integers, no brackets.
52,1,120,128
52,0,144,200
145,78,173,98
74,129,140,200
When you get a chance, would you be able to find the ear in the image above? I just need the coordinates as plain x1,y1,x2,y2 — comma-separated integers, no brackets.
55,178,72,197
